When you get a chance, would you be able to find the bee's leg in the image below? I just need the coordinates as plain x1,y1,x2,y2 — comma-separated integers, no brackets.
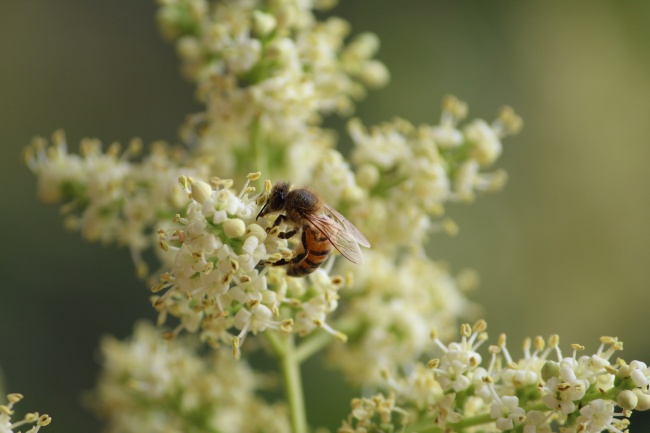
270,250,307,267
266,214,287,232
268,258,290,266
288,229,309,263
266,214,298,239
278,229,297,239
267,230,307,266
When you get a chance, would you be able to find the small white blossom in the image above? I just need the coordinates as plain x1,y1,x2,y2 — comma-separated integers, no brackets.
490,395,525,430
576,399,625,433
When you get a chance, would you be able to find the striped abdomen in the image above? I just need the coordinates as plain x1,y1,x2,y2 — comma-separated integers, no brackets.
287,225,332,276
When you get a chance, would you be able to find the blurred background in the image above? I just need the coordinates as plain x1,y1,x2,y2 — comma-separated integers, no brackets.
1,0,650,431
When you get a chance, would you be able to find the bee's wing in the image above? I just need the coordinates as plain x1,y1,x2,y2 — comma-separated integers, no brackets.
322,203,370,248
304,214,365,264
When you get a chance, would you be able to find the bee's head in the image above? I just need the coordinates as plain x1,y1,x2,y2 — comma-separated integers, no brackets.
257,181,289,219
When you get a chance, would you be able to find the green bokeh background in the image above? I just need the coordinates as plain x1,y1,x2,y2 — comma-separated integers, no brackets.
2,1,650,431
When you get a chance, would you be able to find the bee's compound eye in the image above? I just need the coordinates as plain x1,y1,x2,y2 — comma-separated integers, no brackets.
269,182,289,211
272,192,284,209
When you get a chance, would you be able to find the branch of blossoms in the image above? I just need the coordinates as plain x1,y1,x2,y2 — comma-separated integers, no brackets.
340,321,650,433
23,133,205,279
157,0,389,180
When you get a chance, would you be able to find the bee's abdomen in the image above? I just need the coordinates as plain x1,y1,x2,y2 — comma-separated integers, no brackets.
287,227,331,276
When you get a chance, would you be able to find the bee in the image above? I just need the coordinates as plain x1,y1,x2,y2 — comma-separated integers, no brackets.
256,181,370,276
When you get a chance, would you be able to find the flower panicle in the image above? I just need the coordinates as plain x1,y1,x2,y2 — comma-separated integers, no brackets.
341,321,650,432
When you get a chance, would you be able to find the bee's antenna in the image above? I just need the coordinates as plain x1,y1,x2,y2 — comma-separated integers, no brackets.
256,202,268,220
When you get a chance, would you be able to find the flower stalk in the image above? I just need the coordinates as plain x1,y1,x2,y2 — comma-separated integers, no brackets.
266,331,308,433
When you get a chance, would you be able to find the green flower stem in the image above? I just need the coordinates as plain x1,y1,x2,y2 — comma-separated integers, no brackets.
266,331,308,433
250,117,268,178
295,331,333,364
448,413,494,431
265,330,285,356
402,419,443,433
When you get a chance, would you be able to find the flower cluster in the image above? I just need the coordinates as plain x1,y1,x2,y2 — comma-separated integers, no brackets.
347,95,522,251
321,96,520,384
23,132,204,278
0,393,51,433
327,251,478,384
343,321,650,432
158,0,389,180
338,393,408,433
91,321,289,433
152,174,349,356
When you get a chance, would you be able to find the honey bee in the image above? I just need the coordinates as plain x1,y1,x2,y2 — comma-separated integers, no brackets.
257,181,370,276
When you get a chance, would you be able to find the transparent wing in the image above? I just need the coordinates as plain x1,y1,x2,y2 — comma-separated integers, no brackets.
304,214,365,264
322,203,370,248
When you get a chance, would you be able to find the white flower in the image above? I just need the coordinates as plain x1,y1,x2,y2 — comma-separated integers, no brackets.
490,395,525,431
430,322,486,393
629,360,649,389
523,410,552,433
576,399,621,433
541,375,589,415
465,119,502,166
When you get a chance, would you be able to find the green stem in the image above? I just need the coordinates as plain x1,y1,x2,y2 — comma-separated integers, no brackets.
266,332,308,433
295,331,333,364
250,117,268,177
265,330,285,357
402,419,443,433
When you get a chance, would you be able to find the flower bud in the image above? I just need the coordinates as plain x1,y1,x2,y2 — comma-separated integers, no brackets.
252,10,276,36
356,163,379,189
360,60,389,88
617,390,638,410
223,218,246,238
191,179,213,205
541,361,560,381
634,389,650,411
